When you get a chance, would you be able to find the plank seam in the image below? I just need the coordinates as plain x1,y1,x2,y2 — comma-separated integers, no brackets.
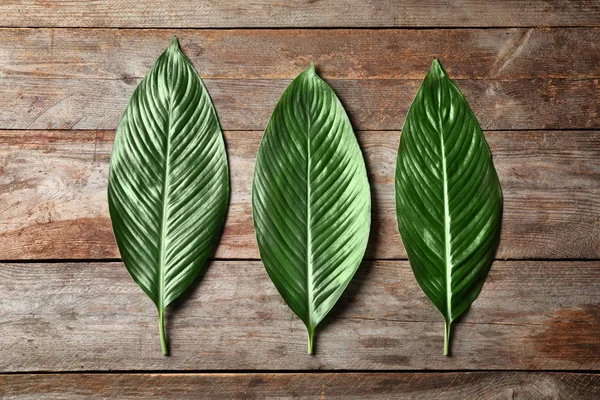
0,26,598,30
1,257,599,264
1,369,599,375
0,128,599,133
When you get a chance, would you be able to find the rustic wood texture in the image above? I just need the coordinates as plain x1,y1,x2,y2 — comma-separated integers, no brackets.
0,28,599,131
4,77,598,131
1,1,599,28
1,260,598,371
1,5,599,397
2,28,599,80
1,372,599,399
1,129,598,261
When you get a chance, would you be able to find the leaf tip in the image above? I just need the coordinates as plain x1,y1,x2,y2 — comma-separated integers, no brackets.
430,58,447,78
305,62,316,75
169,35,180,50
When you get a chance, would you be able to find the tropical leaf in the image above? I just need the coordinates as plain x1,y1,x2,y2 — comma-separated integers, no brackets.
395,59,502,355
108,37,228,355
252,64,371,354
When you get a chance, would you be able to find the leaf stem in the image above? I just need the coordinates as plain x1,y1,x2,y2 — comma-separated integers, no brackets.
159,308,168,356
444,320,451,356
307,327,314,355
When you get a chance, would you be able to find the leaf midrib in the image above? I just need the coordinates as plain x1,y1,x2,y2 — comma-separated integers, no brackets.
306,117,314,327
436,91,452,323
158,86,174,312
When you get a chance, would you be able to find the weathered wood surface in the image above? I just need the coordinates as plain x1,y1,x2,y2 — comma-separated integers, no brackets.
1,372,598,399
1,1,599,28
1,260,598,371
0,130,598,261
0,2,598,398
0,28,599,131
2,28,599,80
4,77,598,131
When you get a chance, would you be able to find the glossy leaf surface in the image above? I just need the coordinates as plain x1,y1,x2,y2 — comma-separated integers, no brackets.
108,37,228,355
395,60,502,355
252,65,371,354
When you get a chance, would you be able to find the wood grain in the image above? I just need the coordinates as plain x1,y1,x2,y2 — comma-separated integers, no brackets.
1,372,598,399
1,260,598,371
1,1,598,395
2,78,598,131
0,1,598,28
1,29,599,131
2,28,599,80
0,130,598,261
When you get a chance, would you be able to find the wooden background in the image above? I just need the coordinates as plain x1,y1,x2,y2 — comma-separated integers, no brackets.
0,1,599,398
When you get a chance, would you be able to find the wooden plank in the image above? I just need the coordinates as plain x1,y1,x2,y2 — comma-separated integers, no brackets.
2,28,599,80
0,260,598,371
1,28,599,131
1,372,598,399
0,1,598,28
1,77,598,131
0,130,598,261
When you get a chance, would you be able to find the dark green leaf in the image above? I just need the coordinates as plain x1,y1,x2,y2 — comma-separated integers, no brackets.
252,64,371,354
108,37,228,355
395,60,503,355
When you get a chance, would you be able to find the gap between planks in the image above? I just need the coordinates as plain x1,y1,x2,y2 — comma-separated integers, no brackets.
1,369,599,375
1,26,599,30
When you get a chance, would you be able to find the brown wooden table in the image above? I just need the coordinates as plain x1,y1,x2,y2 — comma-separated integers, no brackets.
0,1,599,398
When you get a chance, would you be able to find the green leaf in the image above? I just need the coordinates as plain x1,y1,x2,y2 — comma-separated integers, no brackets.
252,64,371,354
395,60,502,356
108,37,228,355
